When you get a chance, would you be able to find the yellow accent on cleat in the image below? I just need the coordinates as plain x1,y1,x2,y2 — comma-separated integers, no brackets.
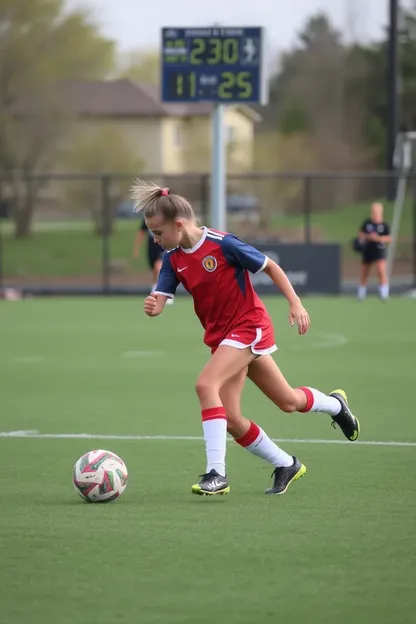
191,484,230,496
265,461,307,495
330,388,360,441
331,388,348,404
282,463,307,494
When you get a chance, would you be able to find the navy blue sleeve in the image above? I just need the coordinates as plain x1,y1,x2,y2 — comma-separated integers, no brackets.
153,253,179,298
383,222,390,235
221,235,268,274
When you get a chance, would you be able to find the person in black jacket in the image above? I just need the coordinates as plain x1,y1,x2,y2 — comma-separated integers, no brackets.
132,218,173,304
357,202,392,300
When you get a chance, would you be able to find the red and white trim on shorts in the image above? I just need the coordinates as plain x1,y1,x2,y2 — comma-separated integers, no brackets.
219,327,277,356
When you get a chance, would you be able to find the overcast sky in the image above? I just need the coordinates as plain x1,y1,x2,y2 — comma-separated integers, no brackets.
72,0,413,56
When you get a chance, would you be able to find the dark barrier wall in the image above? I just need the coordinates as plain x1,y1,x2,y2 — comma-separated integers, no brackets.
247,242,341,295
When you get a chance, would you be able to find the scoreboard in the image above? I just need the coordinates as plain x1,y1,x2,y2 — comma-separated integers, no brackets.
161,27,266,104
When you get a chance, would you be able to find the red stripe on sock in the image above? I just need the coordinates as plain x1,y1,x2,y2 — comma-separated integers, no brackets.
201,407,227,422
235,421,260,447
297,386,314,412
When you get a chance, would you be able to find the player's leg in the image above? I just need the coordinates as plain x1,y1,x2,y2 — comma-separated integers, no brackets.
192,346,256,496
248,355,360,441
376,258,389,300
221,369,306,495
357,261,371,300
223,368,294,466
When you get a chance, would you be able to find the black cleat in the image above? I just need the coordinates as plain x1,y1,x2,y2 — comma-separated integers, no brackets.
265,457,306,495
191,469,230,496
330,389,360,441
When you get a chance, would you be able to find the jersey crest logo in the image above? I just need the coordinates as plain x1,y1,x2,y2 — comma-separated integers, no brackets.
202,255,217,272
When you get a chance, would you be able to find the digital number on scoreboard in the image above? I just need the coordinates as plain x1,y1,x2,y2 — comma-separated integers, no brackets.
161,27,266,104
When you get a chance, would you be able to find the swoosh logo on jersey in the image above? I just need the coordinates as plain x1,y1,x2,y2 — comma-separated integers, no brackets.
177,266,188,273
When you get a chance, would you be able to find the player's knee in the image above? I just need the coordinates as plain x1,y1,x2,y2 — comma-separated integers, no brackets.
195,376,218,401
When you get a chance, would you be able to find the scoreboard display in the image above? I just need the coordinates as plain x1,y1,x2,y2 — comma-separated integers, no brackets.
161,27,266,104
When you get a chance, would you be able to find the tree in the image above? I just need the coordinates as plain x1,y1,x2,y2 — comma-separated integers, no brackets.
269,15,348,146
62,126,144,235
255,13,379,214
263,6,416,171
0,0,115,237
116,49,160,85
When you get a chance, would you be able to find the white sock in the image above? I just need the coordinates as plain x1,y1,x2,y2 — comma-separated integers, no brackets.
299,387,341,416
202,410,227,476
235,422,293,467
358,285,367,299
379,284,389,299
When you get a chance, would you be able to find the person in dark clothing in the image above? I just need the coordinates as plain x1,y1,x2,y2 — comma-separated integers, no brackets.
357,203,391,300
132,218,173,304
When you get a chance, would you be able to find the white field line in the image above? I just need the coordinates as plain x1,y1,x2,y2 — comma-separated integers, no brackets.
7,332,349,367
0,431,415,447
288,332,348,351
11,356,45,364
121,350,164,358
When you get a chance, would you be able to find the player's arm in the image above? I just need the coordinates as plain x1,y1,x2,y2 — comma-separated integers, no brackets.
358,221,369,241
223,235,310,335
263,259,310,334
263,259,300,305
145,253,179,317
378,224,392,244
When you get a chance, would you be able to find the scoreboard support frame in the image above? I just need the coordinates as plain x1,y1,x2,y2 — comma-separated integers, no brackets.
212,103,226,230
161,26,267,231
211,23,225,231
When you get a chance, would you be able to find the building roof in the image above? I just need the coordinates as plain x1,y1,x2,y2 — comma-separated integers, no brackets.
12,79,262,122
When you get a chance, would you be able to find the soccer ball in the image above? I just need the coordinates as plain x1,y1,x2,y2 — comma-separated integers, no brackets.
73,449,128,503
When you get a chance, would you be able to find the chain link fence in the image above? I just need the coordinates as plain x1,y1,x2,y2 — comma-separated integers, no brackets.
0,171,415,293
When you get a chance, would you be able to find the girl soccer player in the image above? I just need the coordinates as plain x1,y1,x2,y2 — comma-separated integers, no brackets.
131,181,360,496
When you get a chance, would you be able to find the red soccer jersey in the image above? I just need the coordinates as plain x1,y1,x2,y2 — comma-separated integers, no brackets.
153,227,272,348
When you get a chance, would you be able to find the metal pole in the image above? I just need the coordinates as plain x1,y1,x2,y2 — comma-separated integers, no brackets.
201,174,209,224
101,175,111,294
304,176,312,244
413,172,416,287
0,218,3,293
386,138,412,282
211,104,226,230
387,0,399,200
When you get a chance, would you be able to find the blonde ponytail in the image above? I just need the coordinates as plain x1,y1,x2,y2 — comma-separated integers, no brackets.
130,178,195,221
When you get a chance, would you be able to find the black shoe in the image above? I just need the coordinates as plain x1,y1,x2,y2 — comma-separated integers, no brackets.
191,469,230,496
264,457,306,495
330,389,360,441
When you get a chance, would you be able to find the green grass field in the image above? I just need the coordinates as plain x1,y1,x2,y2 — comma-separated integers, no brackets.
1,296,415,624
1,197,413,279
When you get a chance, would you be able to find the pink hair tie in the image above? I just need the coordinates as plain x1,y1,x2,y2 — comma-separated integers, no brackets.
161,188,169,196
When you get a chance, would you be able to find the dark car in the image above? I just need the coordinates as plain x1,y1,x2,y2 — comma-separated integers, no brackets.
227,194,260,215
115,200,137,219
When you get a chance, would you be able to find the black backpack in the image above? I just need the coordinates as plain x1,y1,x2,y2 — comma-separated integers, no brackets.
352,237,365,253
